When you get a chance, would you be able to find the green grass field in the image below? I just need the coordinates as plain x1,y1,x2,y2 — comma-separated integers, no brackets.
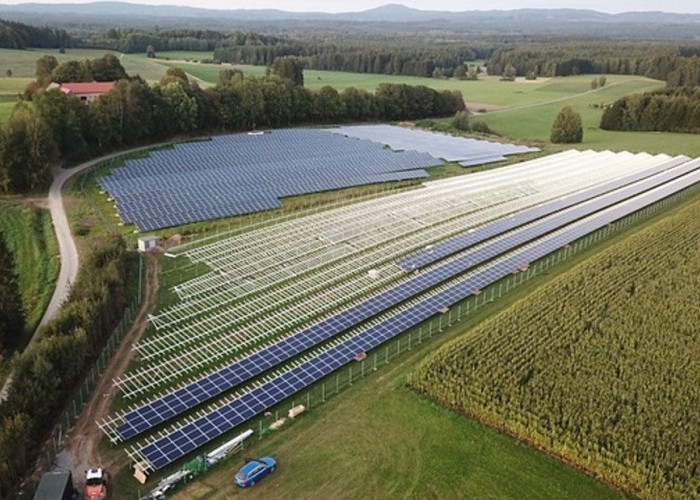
0,203,59,343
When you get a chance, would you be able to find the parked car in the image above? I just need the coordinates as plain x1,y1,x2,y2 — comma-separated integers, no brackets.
234,457,276,487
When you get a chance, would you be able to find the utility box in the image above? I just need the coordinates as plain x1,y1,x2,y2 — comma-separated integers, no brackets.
138,236,160,252
34,471,74,500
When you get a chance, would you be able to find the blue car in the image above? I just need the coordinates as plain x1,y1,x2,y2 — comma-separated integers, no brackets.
234,457,277,487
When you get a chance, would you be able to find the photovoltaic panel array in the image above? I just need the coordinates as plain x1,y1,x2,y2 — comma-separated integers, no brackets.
98,129,441,232
108,155,700,445
129,163,700,471
327,124,539,164
397,156,690,270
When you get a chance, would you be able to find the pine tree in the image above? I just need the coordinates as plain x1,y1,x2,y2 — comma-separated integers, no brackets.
550,106,583,143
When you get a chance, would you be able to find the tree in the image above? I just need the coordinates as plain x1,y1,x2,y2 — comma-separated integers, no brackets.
5,69,11,78
0,231,24,349
501,64,517,81
598,75,607,88
218,68,243,86
35,55,58,87
453,64,467,80
591,78,599,89
550,106,583,143
0,104,56,193
271,56,305,87
146,44,156,58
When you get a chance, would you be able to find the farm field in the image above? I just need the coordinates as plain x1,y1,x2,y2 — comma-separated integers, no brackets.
0,202,59,382
476,79,699,156
409,193,700,498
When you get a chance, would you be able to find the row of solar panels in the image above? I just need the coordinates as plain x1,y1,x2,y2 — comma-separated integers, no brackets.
108,156,700,470
99,127,540,232
327,125,539,163
108,154,696,441
98,130,447,231
129,160,700,471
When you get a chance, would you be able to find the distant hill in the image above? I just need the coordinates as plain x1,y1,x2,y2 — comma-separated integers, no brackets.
1,2,700,39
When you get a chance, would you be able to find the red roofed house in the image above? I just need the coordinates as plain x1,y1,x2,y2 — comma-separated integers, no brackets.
60,82,115,103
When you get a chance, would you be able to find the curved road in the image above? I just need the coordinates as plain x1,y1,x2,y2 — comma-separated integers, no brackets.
1,143,170,400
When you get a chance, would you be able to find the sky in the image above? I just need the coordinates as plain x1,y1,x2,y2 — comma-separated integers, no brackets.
5,1,700,14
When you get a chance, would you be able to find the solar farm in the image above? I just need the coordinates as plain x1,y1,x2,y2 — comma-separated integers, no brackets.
96,145,700,474
97,126,537,232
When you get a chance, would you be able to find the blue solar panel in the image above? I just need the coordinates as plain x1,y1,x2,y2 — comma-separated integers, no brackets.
114,158,700,442
99,129,443,231
136,164,700,470
397,156,691,270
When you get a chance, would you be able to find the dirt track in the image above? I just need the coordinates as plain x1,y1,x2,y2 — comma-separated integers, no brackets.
65,255,160,494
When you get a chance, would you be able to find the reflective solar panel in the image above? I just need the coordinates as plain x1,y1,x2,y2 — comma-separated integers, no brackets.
112,158,700,443
133,164,700,471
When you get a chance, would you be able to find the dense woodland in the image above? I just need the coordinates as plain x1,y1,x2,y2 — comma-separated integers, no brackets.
601,88,700,133
0,237,128,497
4,17,700,84
0,55,465,194
487,42,700,84
0,19,72,49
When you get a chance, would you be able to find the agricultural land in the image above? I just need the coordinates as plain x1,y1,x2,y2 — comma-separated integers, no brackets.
409,190,700,498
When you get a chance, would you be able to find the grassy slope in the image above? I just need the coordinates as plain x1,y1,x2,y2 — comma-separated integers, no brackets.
0,203,59,340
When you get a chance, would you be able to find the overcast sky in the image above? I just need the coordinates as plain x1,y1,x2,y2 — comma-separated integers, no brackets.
7,1,700,14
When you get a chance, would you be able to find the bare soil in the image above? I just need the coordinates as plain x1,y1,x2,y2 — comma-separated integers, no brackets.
65,254,160,496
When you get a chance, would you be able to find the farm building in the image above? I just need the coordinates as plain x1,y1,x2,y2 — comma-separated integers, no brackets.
59,81,115,102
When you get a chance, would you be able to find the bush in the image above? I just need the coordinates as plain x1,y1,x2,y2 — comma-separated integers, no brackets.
451,111,470,131
471,120,492,134
550,106,583,143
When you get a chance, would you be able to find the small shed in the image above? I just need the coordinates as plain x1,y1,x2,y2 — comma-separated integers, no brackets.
34,471,74,500
138,236,160,252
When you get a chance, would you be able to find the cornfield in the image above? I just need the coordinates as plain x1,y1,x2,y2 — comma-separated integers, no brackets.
408,198,700,499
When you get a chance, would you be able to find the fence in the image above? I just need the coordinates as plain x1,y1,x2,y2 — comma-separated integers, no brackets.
147,184,699,494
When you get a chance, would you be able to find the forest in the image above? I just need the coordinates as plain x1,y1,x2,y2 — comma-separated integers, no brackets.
0,19,72,49
0,55,465,194
601,87,700,133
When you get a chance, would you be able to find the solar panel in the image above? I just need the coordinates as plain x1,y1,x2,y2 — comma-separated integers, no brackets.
398,156,691,270
327,125,539,163
131,164,700,471
98,129,443,231
110,157,700,442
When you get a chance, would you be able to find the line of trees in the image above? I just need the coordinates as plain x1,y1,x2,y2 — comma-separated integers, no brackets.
600,88,700,133
487,42,700,83
0,230,24,351
83,28,225,54
1,56,465,194
0,18,73,49
213,31,491,78
0,237,128,497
